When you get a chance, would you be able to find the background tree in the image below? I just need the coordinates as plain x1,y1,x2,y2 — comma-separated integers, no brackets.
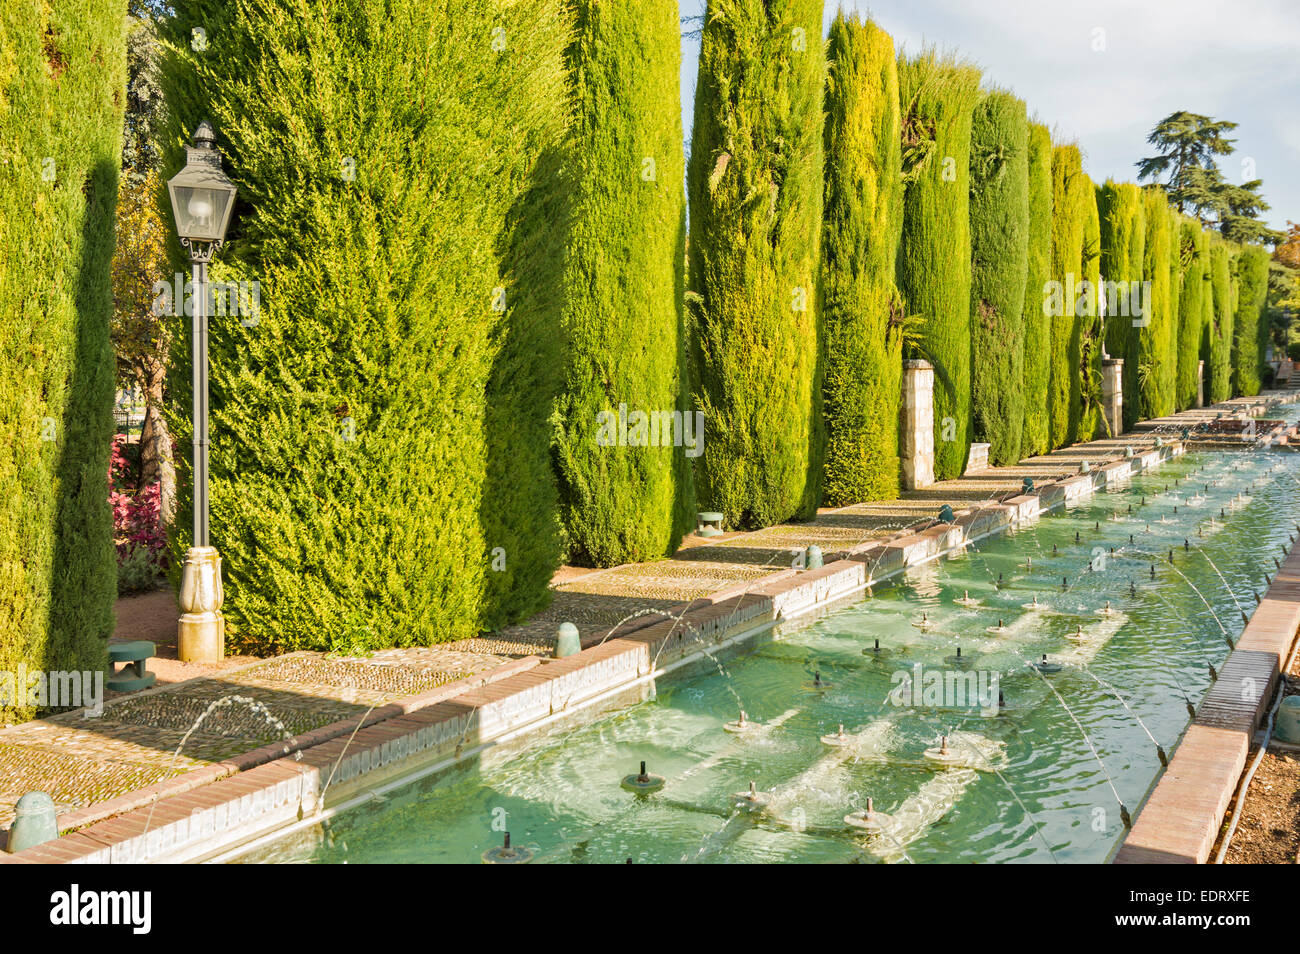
1136,111,1237,214
1020,121,1052,456
896,50,981,478
551,0,694,566
687,0,826,529
112,8,175,511
110,171,173,520
968,90,1028,465
820,13,903,504
1137,110,1279,245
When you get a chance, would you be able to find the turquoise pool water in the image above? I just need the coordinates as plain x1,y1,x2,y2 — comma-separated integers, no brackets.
240,416,1300,864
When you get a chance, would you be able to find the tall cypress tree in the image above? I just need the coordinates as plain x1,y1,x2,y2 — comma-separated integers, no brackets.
0,0,126,719
687,0,825,529
1175,217,1208,409
1098,181,1145,430
157,0,571,651
1206,239,1234,403
1047,144,1088,447
1232,246,1270,396
1139,187,1176,418
969,90,1029,465
896,51,981,478
552,0,693,566
820,13,903,504
1078,180,1104,439
1020,121,1053,457
1167,210,1184,409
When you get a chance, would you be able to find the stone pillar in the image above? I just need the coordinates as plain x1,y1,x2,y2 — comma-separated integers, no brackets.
901,359,934,490
1196,359,1205,408
1101,358,1124,437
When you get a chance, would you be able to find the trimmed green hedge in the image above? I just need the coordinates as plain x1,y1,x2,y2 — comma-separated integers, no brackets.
1139,187,1176,418
1078,178,1104,439
1047,144,1086,446
0,0,125,717
1206,239,1234,404
896,51,981,478
687,0,825,528
969,90,1029,466
1232,246,1270,396
1020,121,1053,458
1175,217,1208,410
158,0,571,652
1097,181,1145,430
551,0,693,566
820,13,903,505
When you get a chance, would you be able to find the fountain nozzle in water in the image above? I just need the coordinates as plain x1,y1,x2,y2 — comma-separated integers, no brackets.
845,797,893,834
1035,653,1063,674
732,780,772,814
924,734,968,767
622,760,666,794
482,830,534,864
723,710,751,734
821,723,851,747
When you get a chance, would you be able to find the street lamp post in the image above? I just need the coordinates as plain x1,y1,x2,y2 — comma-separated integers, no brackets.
167,121,237,663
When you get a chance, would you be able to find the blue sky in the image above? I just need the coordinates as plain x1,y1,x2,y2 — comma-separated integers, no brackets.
679,0,1300,232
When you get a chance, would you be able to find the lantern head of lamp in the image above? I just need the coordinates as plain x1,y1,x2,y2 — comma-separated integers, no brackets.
167,120,236,260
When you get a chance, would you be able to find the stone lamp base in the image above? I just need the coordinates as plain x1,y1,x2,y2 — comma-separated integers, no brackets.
178,545,225,663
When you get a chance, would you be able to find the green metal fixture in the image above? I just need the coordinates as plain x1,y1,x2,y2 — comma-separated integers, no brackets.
554,622,580,659
7,791,57,853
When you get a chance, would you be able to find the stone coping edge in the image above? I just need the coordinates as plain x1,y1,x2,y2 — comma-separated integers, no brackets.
1112,535,1300,864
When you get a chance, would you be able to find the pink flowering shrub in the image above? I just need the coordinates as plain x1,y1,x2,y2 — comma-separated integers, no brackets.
109,434,166,590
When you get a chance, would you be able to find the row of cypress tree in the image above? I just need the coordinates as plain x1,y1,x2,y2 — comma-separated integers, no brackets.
1,3,1282,675
157,3,1275,652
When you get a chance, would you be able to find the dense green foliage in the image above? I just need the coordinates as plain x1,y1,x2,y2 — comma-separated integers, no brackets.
158,0,571,652
1175,217,1208,409
896,51,981,478
1047,144,1088,446
1139,188,1177,418
1205,239,1234,403
1232,246,1270,395
0,0,125,716
552,0,693,565
687,0,825,528
1020,122,1053,457
820,14,903,504
1098,181,1145,430
1078,180,1104,439
968,91,1028,465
